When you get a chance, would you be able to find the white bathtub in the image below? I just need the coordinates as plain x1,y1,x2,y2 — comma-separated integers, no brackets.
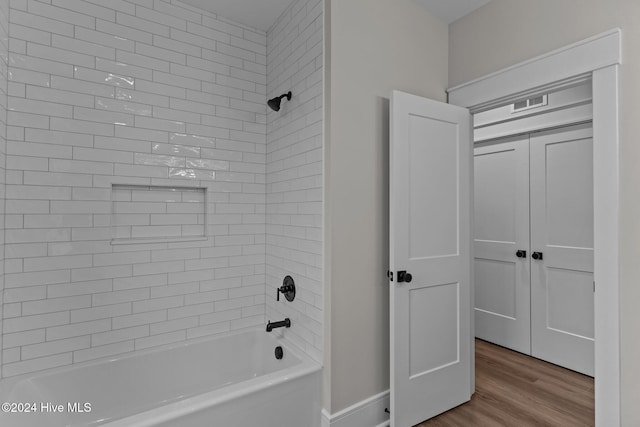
0,329,322,427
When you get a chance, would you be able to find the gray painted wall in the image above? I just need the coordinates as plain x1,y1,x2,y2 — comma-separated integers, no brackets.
324,0,448,414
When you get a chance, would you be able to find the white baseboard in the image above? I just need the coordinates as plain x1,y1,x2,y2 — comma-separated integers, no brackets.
322,390,390,427
321,410,330,427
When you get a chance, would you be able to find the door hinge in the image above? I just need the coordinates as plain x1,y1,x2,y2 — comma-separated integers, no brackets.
593,281,595,292
387,270,393,282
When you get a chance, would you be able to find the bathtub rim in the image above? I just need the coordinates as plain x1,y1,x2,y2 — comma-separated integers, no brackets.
0,326,319,405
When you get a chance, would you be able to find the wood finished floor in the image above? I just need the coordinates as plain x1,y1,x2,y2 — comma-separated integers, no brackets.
415,339,594,427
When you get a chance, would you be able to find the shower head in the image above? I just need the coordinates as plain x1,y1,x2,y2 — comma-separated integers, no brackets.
267,91,292,112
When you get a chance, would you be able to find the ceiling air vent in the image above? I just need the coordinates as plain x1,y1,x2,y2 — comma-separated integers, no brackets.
511,94,548,113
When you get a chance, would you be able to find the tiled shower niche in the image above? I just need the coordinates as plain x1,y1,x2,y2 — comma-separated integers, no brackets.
111,185,207,244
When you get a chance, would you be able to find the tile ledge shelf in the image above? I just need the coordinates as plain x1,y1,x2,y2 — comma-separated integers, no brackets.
111,236,209,245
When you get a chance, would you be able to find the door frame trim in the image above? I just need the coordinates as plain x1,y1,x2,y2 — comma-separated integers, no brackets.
448,28,621,426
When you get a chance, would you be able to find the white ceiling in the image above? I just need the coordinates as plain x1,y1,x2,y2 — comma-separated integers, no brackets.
414,0,493,24
179,0,295,32
179,0,492,33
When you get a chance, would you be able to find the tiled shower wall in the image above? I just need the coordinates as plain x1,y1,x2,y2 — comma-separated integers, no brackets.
265,0,323,362
0,0,8,376
2,0,269,377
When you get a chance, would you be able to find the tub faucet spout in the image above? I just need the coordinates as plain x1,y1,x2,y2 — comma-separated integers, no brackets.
266,318,291,332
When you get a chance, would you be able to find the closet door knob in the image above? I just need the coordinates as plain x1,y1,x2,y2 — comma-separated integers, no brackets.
532,252,543,260
516,250,527,258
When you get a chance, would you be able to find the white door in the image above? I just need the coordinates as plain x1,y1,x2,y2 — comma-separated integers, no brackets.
474,136,531,354
530,123,594,376
390,91,472,427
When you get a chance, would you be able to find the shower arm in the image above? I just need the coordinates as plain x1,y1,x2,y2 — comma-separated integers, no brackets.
276,92,291,102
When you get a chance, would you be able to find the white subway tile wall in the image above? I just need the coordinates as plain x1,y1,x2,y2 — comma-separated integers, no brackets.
265,0,323,362
2,0,271,377
0,0,8,378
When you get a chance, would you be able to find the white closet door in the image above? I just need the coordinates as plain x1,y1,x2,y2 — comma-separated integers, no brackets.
530,123,594,376
474,136,531,354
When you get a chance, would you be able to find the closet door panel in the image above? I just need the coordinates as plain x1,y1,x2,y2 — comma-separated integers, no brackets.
546,268,594,339
530,123,594,376
544,134,594,248
473,136,530,354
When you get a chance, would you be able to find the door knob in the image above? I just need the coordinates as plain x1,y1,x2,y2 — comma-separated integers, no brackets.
516,250,527,258
532,251,543,260
397,271,412,283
